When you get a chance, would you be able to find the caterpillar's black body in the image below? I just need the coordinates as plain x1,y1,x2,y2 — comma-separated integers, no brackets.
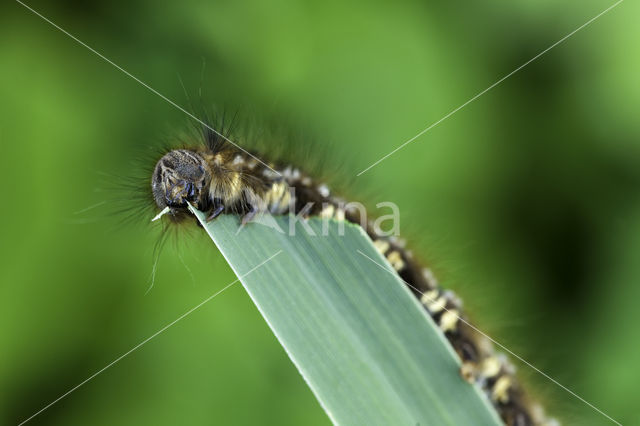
151,125,555,426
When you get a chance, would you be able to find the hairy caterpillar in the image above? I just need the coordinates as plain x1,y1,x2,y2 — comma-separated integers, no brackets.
148,115,556,426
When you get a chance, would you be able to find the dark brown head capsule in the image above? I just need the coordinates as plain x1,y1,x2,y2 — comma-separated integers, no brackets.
151,149,211,219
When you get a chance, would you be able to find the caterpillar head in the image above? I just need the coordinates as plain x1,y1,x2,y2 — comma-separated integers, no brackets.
151,149,211,220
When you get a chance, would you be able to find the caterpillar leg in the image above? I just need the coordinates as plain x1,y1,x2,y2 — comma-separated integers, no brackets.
206,201,225,222
241,206,258,225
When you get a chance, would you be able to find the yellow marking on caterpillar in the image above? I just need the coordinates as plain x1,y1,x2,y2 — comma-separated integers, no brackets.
320,204,335,218
492,376,512,403
268,182,285,202
372,239,390,254
439,309,459,332
266,182,290,214
482,357,502,378
420,290,439,305
386,250,405,271
277,187,292,214
426,296,446,314
216,172,243,203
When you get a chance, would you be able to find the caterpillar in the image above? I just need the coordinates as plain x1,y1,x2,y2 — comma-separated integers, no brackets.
149,117,557,426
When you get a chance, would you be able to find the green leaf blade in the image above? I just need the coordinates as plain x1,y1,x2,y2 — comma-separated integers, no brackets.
189,207,501,426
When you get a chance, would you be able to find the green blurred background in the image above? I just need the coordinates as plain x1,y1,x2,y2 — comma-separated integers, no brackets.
1,0,638,424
